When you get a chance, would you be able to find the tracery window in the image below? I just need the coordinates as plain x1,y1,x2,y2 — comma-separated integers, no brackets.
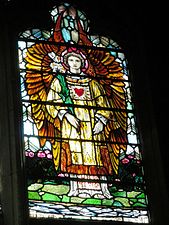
18,2,150,223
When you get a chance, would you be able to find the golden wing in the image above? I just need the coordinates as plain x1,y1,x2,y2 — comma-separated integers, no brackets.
25,42,64,149
86,49,127,175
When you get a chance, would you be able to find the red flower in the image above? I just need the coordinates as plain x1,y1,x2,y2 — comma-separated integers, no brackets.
122,158,130,164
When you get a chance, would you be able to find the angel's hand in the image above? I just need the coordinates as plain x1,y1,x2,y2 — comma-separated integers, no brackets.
64,113,80,131
93,119,104,135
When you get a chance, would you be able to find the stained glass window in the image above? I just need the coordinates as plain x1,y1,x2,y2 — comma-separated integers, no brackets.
18,3,150,223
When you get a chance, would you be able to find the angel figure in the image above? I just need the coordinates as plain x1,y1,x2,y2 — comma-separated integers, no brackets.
25,4,127,199
46,47,117,198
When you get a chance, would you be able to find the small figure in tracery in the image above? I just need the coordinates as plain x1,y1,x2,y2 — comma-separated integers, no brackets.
25,5,127,199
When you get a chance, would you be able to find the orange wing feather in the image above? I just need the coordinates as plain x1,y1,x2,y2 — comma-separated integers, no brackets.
25,43,63,147
86,48,127,174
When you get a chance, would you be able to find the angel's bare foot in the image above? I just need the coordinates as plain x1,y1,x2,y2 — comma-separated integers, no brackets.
104,191,113,199
78,193,91,198
68,190,79,197
93,194,105,199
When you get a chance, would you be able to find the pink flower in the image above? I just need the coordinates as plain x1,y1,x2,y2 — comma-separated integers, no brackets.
115,178,121,182
122,158,130,164
37,151,46,158
58,173,65,177
44,149,50,155
47,153,52,159
137,160,141,164
128,155,134,159
28,151,35,158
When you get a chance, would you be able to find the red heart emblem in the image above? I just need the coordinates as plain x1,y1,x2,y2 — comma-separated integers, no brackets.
74,88,84,97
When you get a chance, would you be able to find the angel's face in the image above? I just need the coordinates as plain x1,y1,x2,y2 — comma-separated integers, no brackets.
67,55,82,74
